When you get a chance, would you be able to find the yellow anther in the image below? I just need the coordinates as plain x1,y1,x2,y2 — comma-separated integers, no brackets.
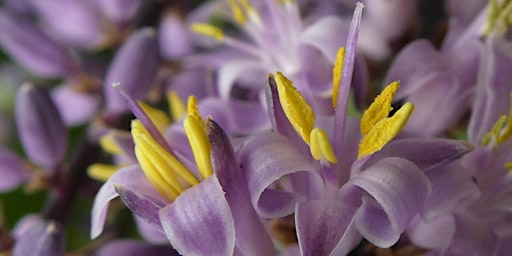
310,128,338,163
484,0,512,36
139,102,171,134
360,81,400,136
167,90,186,122
358,102,414,159
132,120,200,201
332,47,345,108
274,71,315,144
229,0,247,24
191,23,224,41
99,133,123,155
87,164,120,182
184,96,212,179
482,93,512,149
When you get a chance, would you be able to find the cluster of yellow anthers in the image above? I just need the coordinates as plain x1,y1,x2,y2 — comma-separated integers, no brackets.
484,0,512,36
274,47,414,163
89,93,212,203
482,93,512,149
131,96,212,202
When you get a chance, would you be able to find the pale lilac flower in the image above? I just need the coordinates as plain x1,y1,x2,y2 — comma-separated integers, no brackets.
11,215,65,256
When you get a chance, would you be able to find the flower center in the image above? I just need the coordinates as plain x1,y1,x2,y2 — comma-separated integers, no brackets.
482,93,512,150
484,0,512,36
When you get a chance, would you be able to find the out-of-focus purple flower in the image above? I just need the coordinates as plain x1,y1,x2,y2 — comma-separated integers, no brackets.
189,0,368,115
15,83,68,170
0,11,75,78
28,0,105,50
11,216,65,256
51,84,100,126
0,148,30,192
103,28,160,115
97,0,143,27
159,11,194,60
406,37,512,255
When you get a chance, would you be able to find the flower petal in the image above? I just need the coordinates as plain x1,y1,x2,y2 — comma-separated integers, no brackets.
0,148,29,192
444,213,499,255
349,157,430,247
238,132,322,218
96,240,176,256
159,176,235,256
12,219,65,256
295,200,358,256
91,165,163,239
207,119,275,255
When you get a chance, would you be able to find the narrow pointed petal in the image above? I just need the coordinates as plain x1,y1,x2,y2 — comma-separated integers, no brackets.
91,165,164,239
15,83,67,169
0,148,29,191
349,157,430,247
96,240,176,256
12,220,65,256
104,28,160,114
295,200,358,256
238,132,323,218
159,176,235,256
0,11,73,77
207,119,275,255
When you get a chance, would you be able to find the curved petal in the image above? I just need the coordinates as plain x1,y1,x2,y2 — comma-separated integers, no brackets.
349,157,430,247
299,16,349,63
237,132,322,218
444,213,499,256
407,214,455,250
91,165,163,239
114,184,164,228
159,176,235,256
217,60,264,99
295,200,358,256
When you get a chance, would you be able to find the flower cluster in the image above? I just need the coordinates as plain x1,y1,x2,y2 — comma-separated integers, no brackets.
0,0,511,255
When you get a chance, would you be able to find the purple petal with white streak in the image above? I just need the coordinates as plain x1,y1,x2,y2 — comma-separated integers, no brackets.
349,157,430,247
0,148,29,191
15,83,67,169
295,200,358,256
207,119,275,255
159,176,235,256
91,165,164,239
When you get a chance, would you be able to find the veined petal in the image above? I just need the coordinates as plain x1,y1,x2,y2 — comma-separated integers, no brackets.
114,184,163,228
207,119,276,255
91,165,164,239
159,176,235,256
96,240,175,256
350,157,430,247
295,200,358,256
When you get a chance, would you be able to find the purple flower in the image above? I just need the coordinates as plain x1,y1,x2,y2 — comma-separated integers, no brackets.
11,215,65,256
92,87,274,255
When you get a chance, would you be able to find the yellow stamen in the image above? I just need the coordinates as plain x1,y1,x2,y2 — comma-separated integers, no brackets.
99,133,123,155
139,102,171,134
358,102,414,158
482,93,512,149
229,0,247,24
274,71,315,144
505,162,512,171
87,164,120,182
132,120,200,201
310,128,338,163
184,96,212,179
332,47,345,108
167,90,186,122
360,81,400,136
239,0,261,24
191,23,224,41
484,0,512,36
